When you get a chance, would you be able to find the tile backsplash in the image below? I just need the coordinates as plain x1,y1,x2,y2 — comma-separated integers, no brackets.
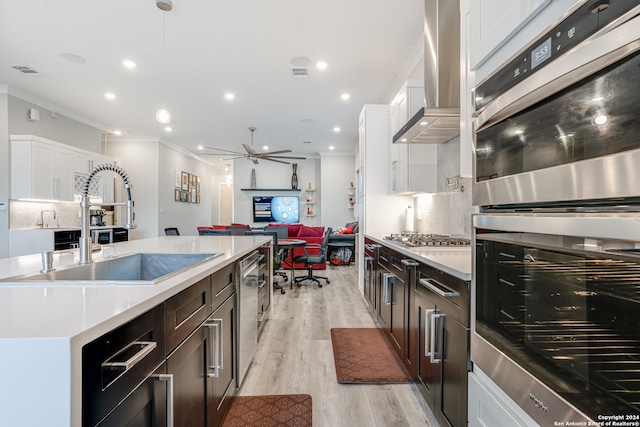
414,137,473,238
10,200,83,229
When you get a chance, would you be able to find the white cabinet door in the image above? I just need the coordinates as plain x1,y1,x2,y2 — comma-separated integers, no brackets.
32,141,57,200
469,0,551,70
56,146,74,201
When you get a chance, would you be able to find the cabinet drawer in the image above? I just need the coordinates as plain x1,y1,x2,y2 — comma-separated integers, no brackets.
212,263,235,311
165,276,212,353
82,304,166,427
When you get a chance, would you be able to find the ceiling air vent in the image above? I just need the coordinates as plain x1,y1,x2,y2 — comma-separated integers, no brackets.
10,65,38,74
290,67,308,79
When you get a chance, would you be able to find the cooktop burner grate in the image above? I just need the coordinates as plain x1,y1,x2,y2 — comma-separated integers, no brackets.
384,233,471,247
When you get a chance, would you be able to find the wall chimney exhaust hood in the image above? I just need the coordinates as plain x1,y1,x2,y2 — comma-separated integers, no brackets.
393,0,460,145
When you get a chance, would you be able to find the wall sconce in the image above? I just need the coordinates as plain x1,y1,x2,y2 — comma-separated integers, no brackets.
447,175,464,192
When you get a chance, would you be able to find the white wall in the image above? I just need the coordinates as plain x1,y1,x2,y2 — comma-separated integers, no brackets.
320,153,356,230
0,92,8,258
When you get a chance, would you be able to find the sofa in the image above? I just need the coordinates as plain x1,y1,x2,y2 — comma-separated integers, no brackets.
327,221,358,263
268,223,327,270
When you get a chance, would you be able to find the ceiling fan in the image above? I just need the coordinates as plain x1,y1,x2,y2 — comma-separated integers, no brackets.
201,127,306,164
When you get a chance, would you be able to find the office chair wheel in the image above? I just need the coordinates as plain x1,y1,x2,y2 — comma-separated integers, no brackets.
327,280,331,284
318,284,323,288
281,288,286,294
296,283,301,287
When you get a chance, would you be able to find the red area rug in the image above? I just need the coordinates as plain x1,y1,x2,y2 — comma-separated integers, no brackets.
330,328,413,384
222,394,312,427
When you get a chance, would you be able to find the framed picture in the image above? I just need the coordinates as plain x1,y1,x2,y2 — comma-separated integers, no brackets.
191,187,197,203
180,190,188,202
196,183,200,195
174,188,180,202
196,175,201,183
175,170,181,188
181,172,189,191
196,195,200,204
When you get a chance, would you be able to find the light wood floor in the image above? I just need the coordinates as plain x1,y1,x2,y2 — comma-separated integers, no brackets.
238,264,440,427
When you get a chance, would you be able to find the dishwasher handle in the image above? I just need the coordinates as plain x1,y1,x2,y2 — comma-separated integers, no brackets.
102,341,158,372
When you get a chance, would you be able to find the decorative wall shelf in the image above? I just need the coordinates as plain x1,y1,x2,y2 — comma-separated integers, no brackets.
240,189,300,192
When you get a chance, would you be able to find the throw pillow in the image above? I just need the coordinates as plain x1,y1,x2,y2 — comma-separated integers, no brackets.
297,226,324,238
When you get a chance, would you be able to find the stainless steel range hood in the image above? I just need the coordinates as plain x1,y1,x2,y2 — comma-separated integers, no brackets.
393,0,460,144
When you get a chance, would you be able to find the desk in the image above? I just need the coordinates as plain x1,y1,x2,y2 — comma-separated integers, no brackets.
276,239,306,291
327,241,355,265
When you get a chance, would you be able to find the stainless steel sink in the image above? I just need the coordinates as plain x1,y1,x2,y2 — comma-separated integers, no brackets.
0,252,222,284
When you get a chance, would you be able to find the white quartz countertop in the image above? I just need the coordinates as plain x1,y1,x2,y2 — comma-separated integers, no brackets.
366,234,472,281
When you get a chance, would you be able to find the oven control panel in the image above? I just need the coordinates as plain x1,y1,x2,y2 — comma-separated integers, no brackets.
474,0,640,112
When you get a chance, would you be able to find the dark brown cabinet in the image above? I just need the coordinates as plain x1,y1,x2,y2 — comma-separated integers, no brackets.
413,262,469,427
363,239,379,314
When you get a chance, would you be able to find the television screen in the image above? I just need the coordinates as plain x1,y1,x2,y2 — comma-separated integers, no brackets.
253,196,299,223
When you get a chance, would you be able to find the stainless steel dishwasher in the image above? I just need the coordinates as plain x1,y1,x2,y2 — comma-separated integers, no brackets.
237,250,261,386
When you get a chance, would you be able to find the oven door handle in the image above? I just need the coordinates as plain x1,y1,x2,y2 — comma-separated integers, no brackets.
419,278,460,298
424,308,435,357
364,256,373,280
430,312,446,363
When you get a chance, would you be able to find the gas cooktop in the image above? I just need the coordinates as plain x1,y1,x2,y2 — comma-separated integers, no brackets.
384,233,471,248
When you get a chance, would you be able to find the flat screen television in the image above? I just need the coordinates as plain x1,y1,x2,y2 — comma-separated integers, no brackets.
252,196,299,223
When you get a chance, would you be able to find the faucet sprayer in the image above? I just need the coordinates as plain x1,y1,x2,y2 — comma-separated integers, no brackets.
79,163,136,265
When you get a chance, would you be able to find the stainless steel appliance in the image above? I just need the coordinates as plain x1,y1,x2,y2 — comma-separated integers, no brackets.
237,250,261,386
90,209,107,226
91,228,113,245
473,1,640,208
384,233,471,248
472,2,640,424
473,214,640,424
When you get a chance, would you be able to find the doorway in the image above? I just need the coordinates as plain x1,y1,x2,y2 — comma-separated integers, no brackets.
219,183,233,224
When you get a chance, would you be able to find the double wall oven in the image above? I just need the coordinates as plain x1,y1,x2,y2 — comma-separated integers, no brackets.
472,1,640,424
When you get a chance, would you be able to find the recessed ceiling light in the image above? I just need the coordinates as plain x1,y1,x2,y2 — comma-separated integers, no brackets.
164,126,172,132
197,145,204,150
333,127,341,132
340,93,350,100
59,52,86,63
105,93,116,100
290,56,311,67
316,61,328,70
113,130,122,136
225,93,235,100
329,145,335,150
122,60,137,69
262,145,269,150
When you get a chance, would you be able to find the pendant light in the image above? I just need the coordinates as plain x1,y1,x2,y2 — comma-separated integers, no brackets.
155,0,172,124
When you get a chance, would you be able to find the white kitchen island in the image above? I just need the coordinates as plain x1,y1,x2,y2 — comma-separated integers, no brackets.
0,235,270,427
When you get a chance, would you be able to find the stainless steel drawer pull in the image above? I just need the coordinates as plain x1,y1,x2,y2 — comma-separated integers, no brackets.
499,252,516,259
383,273,394,305
154,374,174,427
430,313,445,364
498,278,516,287
206,321,220,378
424,308,435,357
257,280,266,290
102,341,157,372
419,278,460,298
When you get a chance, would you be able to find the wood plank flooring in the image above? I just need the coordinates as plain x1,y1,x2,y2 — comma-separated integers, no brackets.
238,264,440,427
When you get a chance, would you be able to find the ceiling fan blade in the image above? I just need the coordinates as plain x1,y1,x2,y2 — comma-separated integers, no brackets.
262,157,291,164
258,149,293,156
220,156,245,161
263,155,307,160
201,146,246,156
242,143,257,156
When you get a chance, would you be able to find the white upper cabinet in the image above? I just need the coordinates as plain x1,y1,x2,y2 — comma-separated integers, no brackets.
11,136,74,201
468,0,551,70
11,135,114,203
389,80,437,194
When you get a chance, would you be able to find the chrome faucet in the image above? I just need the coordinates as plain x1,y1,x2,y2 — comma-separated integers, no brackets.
37,209,57,228
79,164,136,264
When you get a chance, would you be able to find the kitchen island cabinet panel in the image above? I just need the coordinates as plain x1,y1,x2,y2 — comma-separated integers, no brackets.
165,275,212,354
